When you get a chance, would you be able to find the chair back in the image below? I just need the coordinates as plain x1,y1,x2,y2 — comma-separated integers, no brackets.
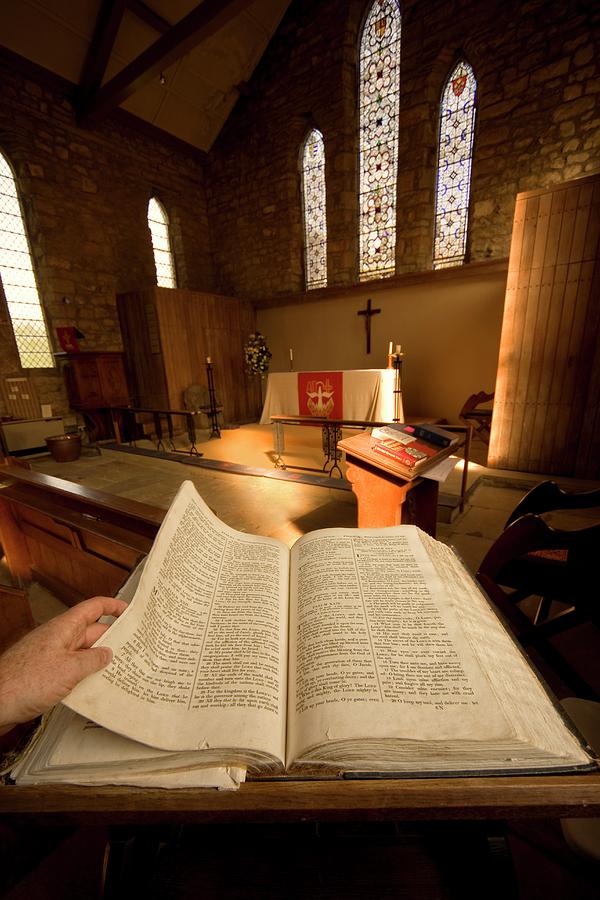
505,480,600,529
476,515,600,699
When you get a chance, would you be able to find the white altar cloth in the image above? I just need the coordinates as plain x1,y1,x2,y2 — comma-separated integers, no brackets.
259,369,400,424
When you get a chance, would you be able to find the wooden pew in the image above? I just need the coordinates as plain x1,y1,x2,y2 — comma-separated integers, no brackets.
0,463,163,605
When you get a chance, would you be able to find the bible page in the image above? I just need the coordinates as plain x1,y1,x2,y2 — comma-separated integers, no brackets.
65,481,289,760
286,525,509,766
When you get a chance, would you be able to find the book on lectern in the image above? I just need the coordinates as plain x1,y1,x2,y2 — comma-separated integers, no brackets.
367,423,461,479
12,481,595,786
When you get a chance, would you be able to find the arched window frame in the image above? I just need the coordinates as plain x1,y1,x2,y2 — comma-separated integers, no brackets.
0,150,54,369
147,196,177,288
433,59,477,269
358,0,401,282
300,128,327,290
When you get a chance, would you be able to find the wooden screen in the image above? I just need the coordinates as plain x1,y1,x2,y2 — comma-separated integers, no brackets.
488,175,600,478
118,288,261,423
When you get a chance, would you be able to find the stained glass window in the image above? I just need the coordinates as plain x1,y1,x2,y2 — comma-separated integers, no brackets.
358,0,401,282
0,151,53,368
433,60,477,269
301,129,327,290
148,197,176,288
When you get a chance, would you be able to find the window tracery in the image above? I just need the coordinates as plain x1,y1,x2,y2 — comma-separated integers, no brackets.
358,0,401,281
301,129,327,290
148,197,177,288
0,151,53,368
433,60,477,269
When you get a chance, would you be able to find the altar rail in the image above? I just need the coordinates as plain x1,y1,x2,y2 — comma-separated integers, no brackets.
109,407,206,455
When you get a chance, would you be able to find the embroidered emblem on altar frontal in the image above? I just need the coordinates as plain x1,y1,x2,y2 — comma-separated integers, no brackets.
306,378,335,418
298,372,343,418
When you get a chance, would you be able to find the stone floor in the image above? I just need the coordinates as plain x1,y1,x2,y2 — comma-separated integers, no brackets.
20,421,600,623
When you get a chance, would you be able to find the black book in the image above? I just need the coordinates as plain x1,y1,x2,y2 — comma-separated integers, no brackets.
410,423,456,448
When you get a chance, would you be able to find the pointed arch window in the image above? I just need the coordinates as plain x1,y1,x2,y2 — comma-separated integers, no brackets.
433,60,477,269
148,197,176,288
0,151,53,368
300,128,327,290
358,0,401,282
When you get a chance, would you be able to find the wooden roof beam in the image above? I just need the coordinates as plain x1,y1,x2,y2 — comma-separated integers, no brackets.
77,0,257,125
127,0,171,35
78,0,127,101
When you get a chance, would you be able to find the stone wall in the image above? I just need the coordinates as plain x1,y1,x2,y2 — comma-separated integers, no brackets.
206,0,600,298
0,59,212,416
0,0,598,416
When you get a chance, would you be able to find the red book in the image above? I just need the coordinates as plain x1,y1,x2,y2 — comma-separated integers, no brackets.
371,436,439,467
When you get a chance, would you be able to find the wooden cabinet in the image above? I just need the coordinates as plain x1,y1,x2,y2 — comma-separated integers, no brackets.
57,351,131,439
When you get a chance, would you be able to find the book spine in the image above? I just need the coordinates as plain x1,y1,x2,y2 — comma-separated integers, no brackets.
411,425,451,447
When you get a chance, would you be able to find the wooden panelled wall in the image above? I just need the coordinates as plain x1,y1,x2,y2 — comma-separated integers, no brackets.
489,175,600,478
117,288,262,423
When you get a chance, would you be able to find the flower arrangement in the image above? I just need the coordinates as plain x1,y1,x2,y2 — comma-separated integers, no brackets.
244,331,272,375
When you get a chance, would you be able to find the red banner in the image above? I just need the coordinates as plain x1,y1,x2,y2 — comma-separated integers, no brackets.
56,326,81,352
298,372,343,419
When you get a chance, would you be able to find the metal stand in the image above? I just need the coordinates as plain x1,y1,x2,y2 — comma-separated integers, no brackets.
206,362,221,439
393,353,403,422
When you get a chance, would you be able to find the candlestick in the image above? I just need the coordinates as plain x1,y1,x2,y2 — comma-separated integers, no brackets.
388,341,393,355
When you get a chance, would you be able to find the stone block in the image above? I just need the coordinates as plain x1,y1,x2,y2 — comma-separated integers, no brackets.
552,96,595,121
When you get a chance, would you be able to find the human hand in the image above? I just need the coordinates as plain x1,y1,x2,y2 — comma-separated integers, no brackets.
0,596,128,735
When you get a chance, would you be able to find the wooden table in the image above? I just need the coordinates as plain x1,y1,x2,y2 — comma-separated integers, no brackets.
338,429,469,536
1,772,600,824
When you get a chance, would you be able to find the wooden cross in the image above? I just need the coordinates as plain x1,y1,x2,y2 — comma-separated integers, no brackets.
357,298,381,354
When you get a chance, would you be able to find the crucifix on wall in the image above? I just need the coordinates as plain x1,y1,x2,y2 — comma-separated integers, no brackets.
357,298,381,354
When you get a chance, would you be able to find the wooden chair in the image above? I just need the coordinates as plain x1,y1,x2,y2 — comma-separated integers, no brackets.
476,515,600,700
505,479,600,528
459,391,494,444
503,481,600,622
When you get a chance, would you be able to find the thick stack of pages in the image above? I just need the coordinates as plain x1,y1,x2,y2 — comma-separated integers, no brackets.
11,707,245,789
13,481,595,785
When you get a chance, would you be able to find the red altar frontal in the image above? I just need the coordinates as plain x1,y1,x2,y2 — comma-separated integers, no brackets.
259,369,399,424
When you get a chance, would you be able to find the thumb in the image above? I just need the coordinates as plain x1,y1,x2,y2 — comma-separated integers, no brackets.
70,645,113,683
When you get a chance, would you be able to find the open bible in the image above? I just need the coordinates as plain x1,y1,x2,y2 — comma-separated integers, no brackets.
15,480,595,783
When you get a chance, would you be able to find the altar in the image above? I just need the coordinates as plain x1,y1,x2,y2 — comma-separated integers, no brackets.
259,369,399,425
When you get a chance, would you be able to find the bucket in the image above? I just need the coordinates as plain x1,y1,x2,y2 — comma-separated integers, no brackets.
45,433,82,462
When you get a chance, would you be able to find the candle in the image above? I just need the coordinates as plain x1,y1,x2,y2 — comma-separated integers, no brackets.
396,344,402,355
206,356,212,364
289,348,293,361
388,341,393,355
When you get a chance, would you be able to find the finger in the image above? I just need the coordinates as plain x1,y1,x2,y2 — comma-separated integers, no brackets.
68,645,114,683
81,622,111,647
72,596,129,625
55,597,129,644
